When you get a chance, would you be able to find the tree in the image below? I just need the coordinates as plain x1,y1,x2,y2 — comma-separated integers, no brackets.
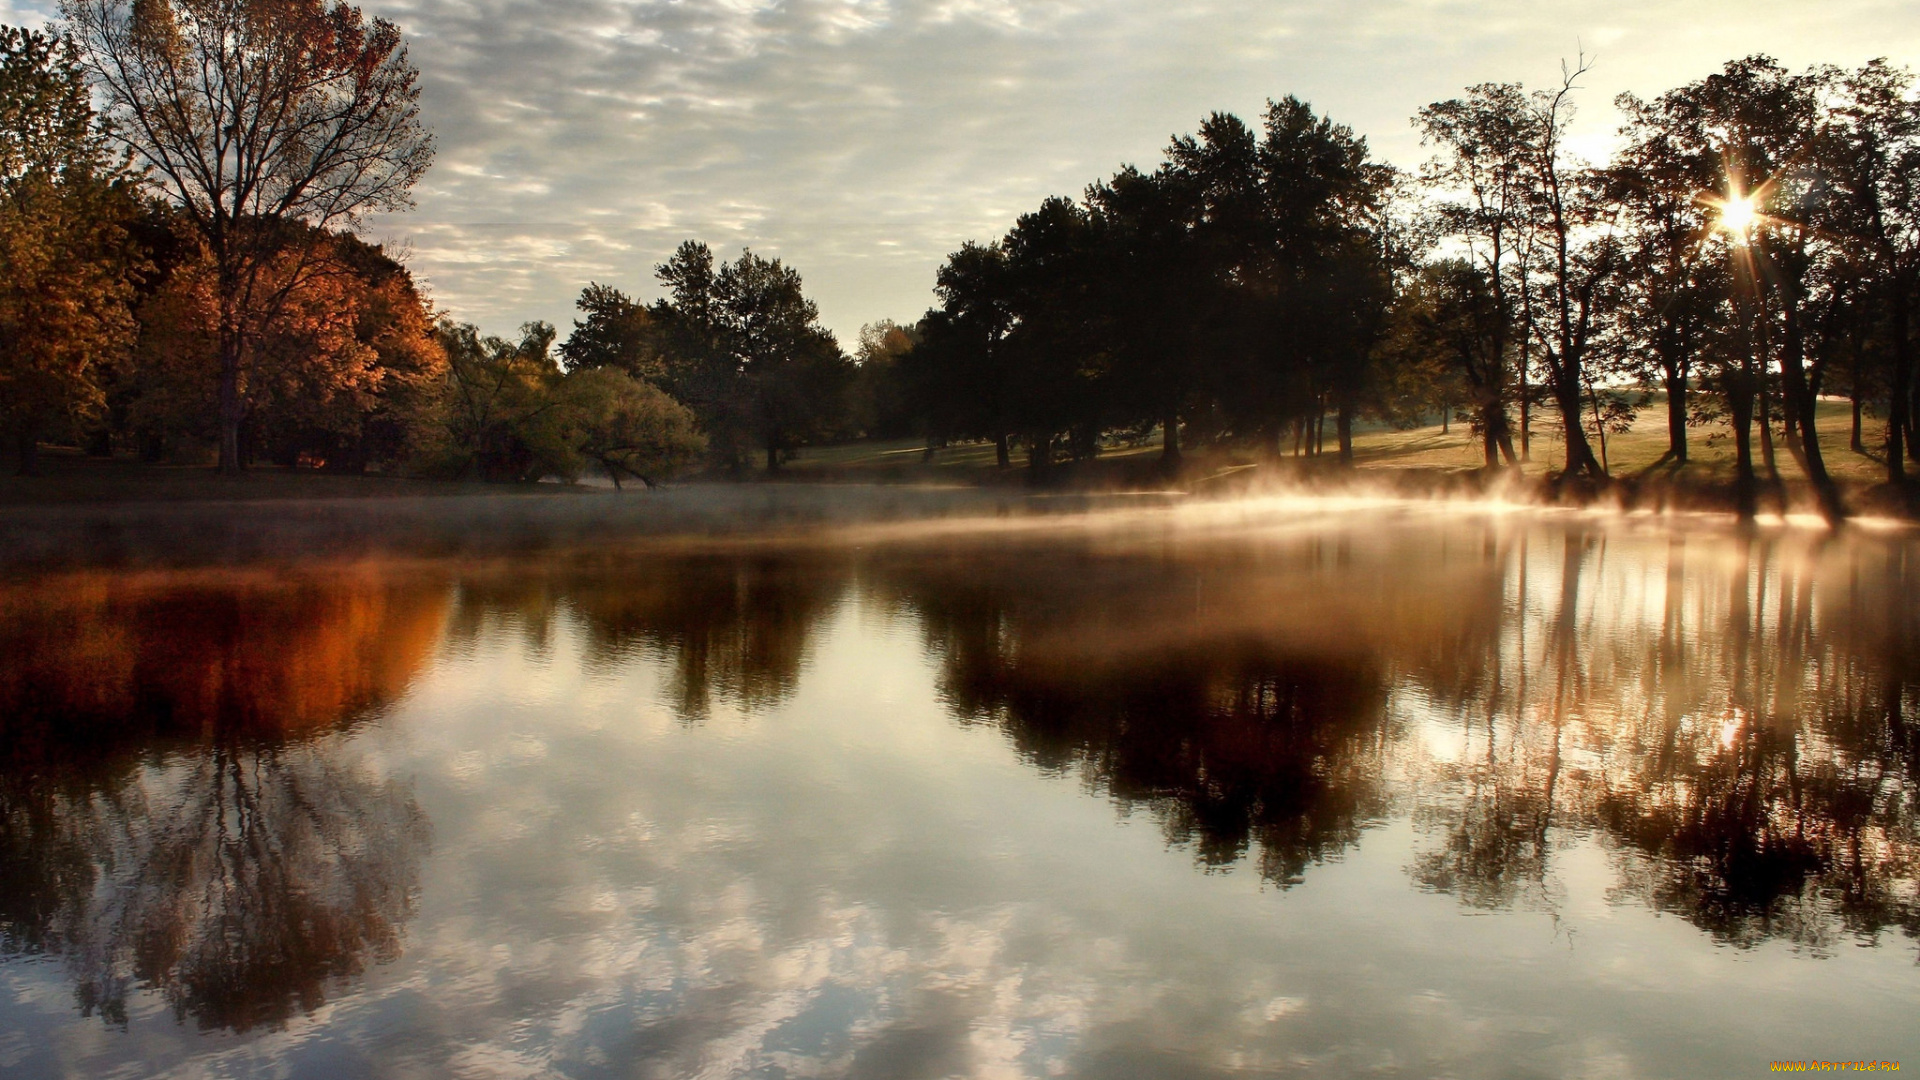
920,240,1018,467
62,0,434,475
559,282,661,381
1827,60,1920,486
1248,97,1397,464
1522,60,1615,482
429,320,562,481
849,319,918,441
1416,83,1532,468
427,320,703,487
551,367,704,489
647,242,849,473
1000,196,1108,477
122,222,444,470
1634,56,1844,517
1611,90,1730,465
1092,137,1220,468
0,24,140,475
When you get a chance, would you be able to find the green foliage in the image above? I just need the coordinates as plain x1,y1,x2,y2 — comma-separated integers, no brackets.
627,242,852,471
425,320,702,486
549,367,705,488
559,282,661,381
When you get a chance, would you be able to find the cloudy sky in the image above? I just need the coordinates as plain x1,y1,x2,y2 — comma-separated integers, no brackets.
9,0,1920,345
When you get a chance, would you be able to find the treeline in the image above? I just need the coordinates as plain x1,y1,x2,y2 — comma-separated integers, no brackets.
8,4,1920,515
553,54,1920,519
1,13,707,486
867,55,1920,519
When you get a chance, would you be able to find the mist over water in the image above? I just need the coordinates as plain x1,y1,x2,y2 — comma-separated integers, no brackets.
1,493,1916,1077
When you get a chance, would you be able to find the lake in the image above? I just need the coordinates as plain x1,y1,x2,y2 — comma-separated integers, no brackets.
2,494,1916,1078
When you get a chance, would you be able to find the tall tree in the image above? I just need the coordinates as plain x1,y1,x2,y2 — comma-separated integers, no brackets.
648,243,849,472
1000,196,1107,477
1416,83,1531,468
0,24,139,475
1254,98,1397,463
62,0,434,474
918,240,1018,467
1521,60,1614,481
1641,56,1843,517
1612,90,1729,465
560,282,661,381
1827,60,1920,486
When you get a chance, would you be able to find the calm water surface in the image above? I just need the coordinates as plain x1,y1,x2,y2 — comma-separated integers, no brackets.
2,501,1917,1078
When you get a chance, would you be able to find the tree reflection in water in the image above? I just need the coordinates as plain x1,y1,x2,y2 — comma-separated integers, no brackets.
0,569,441,1030
875,524,1920,951
882,548,1401,883
2,512,1916,1059
447,552,846,720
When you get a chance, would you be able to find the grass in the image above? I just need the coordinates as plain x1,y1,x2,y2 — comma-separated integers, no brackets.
0,450,570,506
771,395,1916,516
776,395,1897,484
6,396,1912,517
1343,395,1892,487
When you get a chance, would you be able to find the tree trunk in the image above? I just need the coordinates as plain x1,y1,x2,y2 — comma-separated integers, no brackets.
994,432,1010,470
1551,363,1603,478
1336,400,1355,465
1757,390,1778,480
766,442,780,473
1729,368,1757,518
218,330,244,475
1851,396,1864,454
1160,405,1181,468
1666,368,1688,463
1026,432,1051,479
1779,297,1845,521
1890,298,1910,484
1518,359,1532,462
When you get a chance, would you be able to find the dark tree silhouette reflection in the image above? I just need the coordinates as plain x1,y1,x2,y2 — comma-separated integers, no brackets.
447,552,847,720
876,525,1920,950
0,568,441,1030
1400,529,1920,952
874,545,1413,885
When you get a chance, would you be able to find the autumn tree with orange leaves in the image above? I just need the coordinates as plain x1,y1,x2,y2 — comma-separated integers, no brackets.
0,25,141,475
61,0,434,475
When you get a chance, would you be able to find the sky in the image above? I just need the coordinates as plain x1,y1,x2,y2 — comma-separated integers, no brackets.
8,0,1920,347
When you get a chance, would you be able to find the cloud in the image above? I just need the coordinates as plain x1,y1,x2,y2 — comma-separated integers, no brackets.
350,0,1920,345
17,0,1920,344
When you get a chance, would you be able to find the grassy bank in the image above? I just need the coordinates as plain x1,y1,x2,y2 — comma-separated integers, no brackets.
0,450,574,506
7,396,1915,519
769,395,1917,517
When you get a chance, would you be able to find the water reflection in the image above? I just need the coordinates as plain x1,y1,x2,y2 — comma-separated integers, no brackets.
447,553,844,719
871,522,1920,950
0,570,440,1031
881,549,1400,883
1,510,1917,1074
1404,528,1920,950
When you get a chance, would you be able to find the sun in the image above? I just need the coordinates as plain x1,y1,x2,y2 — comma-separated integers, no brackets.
1713,195,1759,243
